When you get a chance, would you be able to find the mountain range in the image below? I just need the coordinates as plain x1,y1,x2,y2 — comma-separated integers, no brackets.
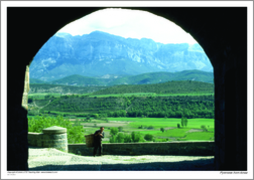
30,70,213,86
29,31,213,82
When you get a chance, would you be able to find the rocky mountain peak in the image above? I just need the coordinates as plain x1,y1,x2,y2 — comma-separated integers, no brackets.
30,31,213,82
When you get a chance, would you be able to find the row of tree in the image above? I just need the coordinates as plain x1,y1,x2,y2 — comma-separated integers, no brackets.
30,94,214,118
93,80,214,95
109,127,146,143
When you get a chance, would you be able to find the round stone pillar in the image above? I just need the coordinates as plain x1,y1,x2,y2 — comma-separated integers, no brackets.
42,126,68,152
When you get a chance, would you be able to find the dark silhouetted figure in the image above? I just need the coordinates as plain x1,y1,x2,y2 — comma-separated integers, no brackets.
93,127,105,156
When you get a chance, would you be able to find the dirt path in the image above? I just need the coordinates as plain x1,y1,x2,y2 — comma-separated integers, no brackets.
187,129,204,133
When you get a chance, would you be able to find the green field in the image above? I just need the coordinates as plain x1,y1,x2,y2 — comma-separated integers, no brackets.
106,117,214,128
80,117,214,142
28,78,215,144
28,112,214,143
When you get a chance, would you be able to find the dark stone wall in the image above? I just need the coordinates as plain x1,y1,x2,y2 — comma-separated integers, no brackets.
7,7,247,170
103,142,215,156
68,142,215,156
68,144,94,156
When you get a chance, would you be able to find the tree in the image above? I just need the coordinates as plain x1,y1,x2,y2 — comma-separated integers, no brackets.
123,133,132,143
118,126,123,132
144,134,153,141
93,114,99,119
86,116,91,121
201,125,208,132
177,123,181,128
131,132,144,142
181,117,184,127
160,127,165,132
110,127,119,136
184,118,188,126
138,125,143,129
181,117,188,127
109,135,117,143
116,133,125,143
147,126,154,129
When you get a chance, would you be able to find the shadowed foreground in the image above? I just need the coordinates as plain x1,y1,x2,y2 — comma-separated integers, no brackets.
28,147,215,171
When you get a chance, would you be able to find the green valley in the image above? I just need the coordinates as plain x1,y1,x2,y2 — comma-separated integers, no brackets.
28,79,215,144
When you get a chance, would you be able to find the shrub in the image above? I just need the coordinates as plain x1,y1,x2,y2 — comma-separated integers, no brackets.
153,138,160,142
201,125,208,132
144,134,153,141
109,133,132,143
109,135,117,143
93,114,99,119
177,123,181,128
123,133,132,143
118,126,123,132
116,133,125,143
73,119,81,126
131,132,144,142
28,115,85,144
160,127,165,132
110,127,119,136
147,126,154,129
181,117,188,127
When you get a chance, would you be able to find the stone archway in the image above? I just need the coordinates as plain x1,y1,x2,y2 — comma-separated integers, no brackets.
7,7,247,171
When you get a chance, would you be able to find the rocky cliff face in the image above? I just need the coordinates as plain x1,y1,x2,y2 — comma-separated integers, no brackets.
30,31,213,81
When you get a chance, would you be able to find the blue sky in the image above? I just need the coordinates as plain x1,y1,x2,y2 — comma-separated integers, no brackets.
57,8,198,44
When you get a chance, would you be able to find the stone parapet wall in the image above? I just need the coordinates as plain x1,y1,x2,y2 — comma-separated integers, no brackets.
28,126,68,152
103,141,214,156
68,144,93,156
68,141,215,156
28,132,43,147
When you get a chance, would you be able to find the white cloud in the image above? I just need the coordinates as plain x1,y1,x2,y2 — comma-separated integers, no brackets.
57,8,198,44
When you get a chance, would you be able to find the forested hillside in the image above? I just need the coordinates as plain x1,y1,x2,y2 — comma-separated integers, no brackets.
29,84,106,94
109,70,213,85
93,81,214,95
30,70,213,86
29,94,214,119
29,79,214,95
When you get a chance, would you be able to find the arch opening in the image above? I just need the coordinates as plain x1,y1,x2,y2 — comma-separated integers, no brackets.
26,8,215,154
6,6,248,172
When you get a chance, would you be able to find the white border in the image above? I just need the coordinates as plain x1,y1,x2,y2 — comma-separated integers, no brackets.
1,1,253,179
1,1,253,7
1,1,7,178
247,1,254,178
